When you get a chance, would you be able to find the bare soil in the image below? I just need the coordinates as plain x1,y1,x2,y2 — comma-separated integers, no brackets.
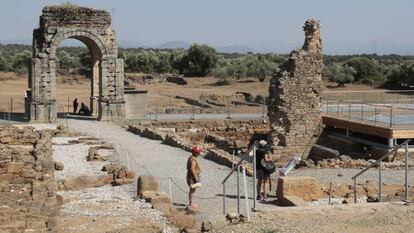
0,72,387,115
0,73,91,113
216,202,414,233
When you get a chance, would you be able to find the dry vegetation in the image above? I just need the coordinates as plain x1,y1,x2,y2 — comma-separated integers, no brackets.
0,72,383,114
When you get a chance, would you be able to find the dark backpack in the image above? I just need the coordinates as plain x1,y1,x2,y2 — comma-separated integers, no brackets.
261,159,276,174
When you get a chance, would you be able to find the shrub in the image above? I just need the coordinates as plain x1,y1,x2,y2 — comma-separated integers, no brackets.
386,62,414,87
11,51,31,72
323,63,356,87
345,57,385,86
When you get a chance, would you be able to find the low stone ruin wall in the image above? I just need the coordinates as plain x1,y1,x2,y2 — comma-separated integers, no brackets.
127,119,269,175
0,125,58,232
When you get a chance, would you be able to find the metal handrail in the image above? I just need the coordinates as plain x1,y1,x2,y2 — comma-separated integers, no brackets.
324,89,414,94
222,141,257,184
221,141,258,220
352,139,411,203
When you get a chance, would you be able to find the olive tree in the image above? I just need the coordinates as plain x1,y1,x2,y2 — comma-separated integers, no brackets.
324,63,356,87
181,43,218,77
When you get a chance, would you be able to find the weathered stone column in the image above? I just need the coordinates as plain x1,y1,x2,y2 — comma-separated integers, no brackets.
267,19,324,162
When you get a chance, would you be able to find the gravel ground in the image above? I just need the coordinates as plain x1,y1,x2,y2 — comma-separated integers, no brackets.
59,119,278,224
53,136,177,233
58,119,414,225
57,185,177,233
52,136,109,180
215,202,414,233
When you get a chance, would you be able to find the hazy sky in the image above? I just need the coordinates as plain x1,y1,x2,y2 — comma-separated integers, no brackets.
0,0,413,54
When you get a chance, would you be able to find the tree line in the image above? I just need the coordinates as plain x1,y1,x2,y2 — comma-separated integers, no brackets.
1,43,414,87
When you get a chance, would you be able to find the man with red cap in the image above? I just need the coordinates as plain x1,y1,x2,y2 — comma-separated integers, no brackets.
187,146,202,208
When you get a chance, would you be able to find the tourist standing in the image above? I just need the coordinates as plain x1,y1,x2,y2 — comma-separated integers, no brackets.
187,147,202,208
256,140,271,200
73,98,78,114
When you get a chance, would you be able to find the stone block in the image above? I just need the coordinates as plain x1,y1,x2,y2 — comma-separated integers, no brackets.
53,161,64,171
142,191,171,206
171,212,197,232
309,145,340,161
62,175,113,190
278,195,307,206
276,176,322,202
201,221,214,232
125,170,135,179
0,137,13,144
153,201,172,215
113,178,134,186
137,176,158,197
7,163,23,173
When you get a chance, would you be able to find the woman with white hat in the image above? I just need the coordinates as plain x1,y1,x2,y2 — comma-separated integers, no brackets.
256,140,271,200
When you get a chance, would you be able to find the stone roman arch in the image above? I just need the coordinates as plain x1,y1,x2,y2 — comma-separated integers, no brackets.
28,6,125,122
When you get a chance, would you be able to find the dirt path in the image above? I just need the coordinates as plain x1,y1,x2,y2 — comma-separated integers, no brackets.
216,202,414,233
59,119,278,224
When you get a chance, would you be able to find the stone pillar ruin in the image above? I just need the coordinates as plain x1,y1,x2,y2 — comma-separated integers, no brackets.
28,6,125,122
267,19,324,161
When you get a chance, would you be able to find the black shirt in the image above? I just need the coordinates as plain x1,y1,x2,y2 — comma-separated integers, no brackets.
255,148,266,170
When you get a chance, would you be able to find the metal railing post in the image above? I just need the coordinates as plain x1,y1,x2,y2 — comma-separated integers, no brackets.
374,105,378,126
10,97,13,120
354,178,357,204
242,167,250,221
168,177,173,209
262,100,266,119
221,142,258,216
227,99,231,119
390,107,393,129
191,103,195,120
361,104,364,122
222,184,226,215
7,102,10,121
328,182,332,205
237,165,240,214
155,96,159,121
336,101,339,118
326,98,329,116
232,150,235,170
405,143,409,203
253,145,257,210
378,161,382,202
348,103,351,120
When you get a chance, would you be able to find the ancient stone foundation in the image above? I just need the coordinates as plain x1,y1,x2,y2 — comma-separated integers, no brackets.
0,125,58,232
28,5,125,122
268,19,324,161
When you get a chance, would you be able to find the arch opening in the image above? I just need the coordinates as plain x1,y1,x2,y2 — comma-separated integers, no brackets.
54,37,102,119
28,6,125,123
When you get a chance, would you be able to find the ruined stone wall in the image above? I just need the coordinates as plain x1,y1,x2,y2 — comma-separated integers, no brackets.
0,125,58,232
40,6,111,28
268,19,324,161
30,5,125,122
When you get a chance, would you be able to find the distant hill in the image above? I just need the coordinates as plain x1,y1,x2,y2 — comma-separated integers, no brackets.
216,45,255,53
154,41,191,49
1,39,413,55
